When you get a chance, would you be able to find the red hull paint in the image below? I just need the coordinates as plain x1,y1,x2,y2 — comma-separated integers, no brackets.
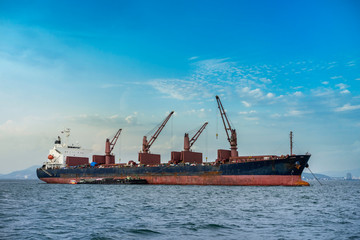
40,175,309,186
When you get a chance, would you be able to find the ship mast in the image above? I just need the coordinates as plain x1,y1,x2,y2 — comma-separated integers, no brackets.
61,128,71,147
215,95,238,157
290,131,293,155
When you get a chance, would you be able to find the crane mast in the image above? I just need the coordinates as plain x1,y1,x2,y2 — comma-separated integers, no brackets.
142,111,174,153
105,128,122,164
215,95,238,157
184,122,208,151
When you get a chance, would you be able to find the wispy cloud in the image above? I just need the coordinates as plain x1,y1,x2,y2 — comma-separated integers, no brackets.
266,92,275,98
259,77,272,83
335,104,360,112
148,79,206,100
125,112,138,124
291,86,304,90
311,87,334,97
238,87,276,104
270,113,281,118
336,83,349,90
284,110,311,117
188,56,199,61
239,110,256,115
148,58,359,119
184,108,211,118
241,101,251,107
241,87,263,99
293,91,303,97
149,58,277,101
66,114,139,126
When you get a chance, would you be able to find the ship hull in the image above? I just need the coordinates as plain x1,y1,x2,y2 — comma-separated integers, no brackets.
37,155,310,186
39,175,308,186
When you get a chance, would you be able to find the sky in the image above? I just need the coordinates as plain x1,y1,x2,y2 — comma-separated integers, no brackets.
0,0,359,174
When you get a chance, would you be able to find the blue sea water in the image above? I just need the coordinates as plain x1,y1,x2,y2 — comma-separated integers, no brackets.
0,180,359,240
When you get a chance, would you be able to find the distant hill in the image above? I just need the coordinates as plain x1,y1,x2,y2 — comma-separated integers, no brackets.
0,165,39,179
302,172,333,180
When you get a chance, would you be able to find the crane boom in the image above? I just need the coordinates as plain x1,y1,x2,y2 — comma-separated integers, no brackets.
184,122,208,151
109,129,122,153
105,128,122,164
105,128,122,155
142,111,174,153
215,95,238,157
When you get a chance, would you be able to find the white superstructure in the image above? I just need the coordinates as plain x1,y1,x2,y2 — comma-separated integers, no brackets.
43,128,91,169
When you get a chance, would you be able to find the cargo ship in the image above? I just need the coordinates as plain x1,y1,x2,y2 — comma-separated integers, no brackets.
37,96,311,186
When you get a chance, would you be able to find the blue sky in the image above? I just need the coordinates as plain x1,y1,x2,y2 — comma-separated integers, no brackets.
0,0,359,174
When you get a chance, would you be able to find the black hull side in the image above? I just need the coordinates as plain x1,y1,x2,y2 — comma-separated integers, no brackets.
37,155,310,180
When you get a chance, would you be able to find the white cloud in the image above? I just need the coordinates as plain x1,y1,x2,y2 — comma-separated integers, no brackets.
149,79,203,100
286,110,302,116
66,113,137,126
293,91,303,97
340,89,350,94
284,110,311,117
241,87,264,99
270,113,281,118
125,112,138,124
331,76,343,80
241,101,251,107
312,88,334,97
336,83,349,90
335,104,360,112
188,56,199,61
292,86,304,90
355,78,360,81
248,88,263,98
239,110,256,115
321,81,329,85
259,77,272,83
266,92,275,98
184,108,210,118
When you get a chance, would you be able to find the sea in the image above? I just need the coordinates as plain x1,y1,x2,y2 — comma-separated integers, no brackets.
0,180,359,240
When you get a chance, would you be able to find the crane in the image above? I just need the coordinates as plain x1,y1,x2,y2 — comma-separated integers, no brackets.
105,128,122,164
215,95,238,157
142,111,174,153
184,122,208,151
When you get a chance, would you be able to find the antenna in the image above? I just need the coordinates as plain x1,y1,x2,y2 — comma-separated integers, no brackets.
290,131,293,155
